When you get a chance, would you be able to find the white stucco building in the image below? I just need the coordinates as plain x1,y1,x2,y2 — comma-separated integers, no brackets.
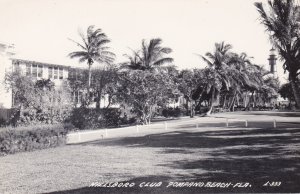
0,42,112,111
0,42,72,108
0,42,15,108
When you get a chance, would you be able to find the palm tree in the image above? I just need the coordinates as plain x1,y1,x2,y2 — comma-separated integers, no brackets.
242,64,264,110
200,42,235,115
227,53,258,111
255,0,300,108
68,25,115,102
122,38,173,71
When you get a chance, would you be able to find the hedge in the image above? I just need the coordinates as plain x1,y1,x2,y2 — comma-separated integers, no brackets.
0,124,73,156
69,108,123,129
162,107,184,118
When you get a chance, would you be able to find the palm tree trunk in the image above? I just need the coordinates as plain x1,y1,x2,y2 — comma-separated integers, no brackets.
244,91,254,111
243,92,248,108
205,87,215,116
194,90,205,112
185,97,190,116
148,105,155,124
86,62,92,106
229,90,237,111
88,63,92,88
190,100,194,118
142,112,147,125
253,92,257,108
96,91,101,109
230,96,237,112
222,94,227,109
290,77,300,109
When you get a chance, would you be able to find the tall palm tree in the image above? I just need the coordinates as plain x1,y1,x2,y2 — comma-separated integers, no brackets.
200,42,235,115
227,53,259,110
242,64,265,109
255,0,300,107
122,38,173,71
68,25,115,97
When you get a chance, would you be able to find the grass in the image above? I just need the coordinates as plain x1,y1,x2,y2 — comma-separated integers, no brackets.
0,111,300,193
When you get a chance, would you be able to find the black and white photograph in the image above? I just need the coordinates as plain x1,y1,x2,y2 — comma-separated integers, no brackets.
0,0,300,193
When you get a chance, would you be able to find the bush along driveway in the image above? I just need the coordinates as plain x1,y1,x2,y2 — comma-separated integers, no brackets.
0,124,73,156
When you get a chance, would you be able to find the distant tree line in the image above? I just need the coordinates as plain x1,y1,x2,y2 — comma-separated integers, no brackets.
6,0,300,126
5,31,281,126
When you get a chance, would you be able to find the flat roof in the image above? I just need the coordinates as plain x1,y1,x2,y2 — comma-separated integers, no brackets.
10,58,71,68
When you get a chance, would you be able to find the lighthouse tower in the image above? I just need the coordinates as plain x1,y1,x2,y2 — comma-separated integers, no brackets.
268,48,277,76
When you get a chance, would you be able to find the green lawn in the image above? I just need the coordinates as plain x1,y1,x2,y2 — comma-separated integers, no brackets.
0,111,300,193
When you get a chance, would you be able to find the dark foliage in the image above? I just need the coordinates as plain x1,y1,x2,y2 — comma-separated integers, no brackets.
69,108,123,129
278,82,296,101
0,124,72,156
161,107,184,118
0,118,7,127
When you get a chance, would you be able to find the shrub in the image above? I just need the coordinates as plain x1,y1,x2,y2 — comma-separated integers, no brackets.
0,124,72,156
198,107,210,114
0,118,7,127
5,71,73,126
69,108,122,129
161,107,183,118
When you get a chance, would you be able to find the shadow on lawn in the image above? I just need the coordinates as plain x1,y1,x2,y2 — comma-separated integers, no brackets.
54,123,300,193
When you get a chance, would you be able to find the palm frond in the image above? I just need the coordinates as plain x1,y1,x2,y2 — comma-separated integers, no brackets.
68,51,88,59
123,38,173,71
199,55,214,67
69,25,115,67
68,38,87,51
153,58,174,66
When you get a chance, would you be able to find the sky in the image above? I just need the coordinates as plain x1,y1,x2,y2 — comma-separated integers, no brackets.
0,0,288,82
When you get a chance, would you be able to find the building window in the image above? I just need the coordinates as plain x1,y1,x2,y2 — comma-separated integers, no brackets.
59,67,63,79
69,69,74,79
54,67,58,79
26,64,31,76
48,67,53,79
77,71,82,80
32,64,37,78
38,65,43,78
13,61,20,72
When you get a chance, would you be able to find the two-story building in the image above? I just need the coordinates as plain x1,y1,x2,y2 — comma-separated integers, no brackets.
0,42,112,115
0,42,71,109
